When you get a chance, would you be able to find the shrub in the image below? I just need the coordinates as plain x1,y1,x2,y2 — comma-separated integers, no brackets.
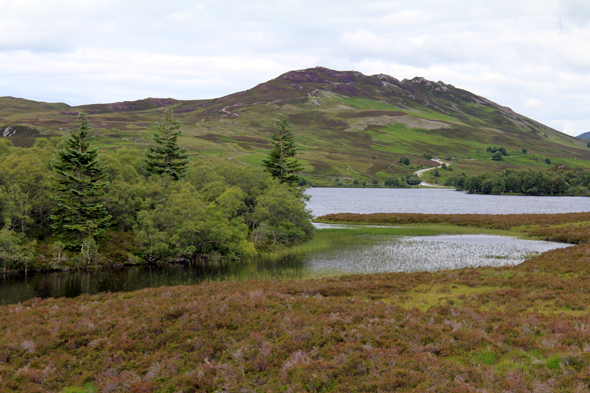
407,176,421,185
399,157,410,166
492,152,503,161
384,177,401,187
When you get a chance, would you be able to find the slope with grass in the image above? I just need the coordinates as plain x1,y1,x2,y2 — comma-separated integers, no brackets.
2,67,590,186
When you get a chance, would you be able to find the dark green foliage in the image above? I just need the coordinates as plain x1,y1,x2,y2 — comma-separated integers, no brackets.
422,152,433,159
522,148,528,153
399,156,410,165
545,157,552,164
49,113,110,249
407,175,421,185
143,110,188,180
454,167,590,196
262,116,302,185
491,151,503,161
433,168,441,177
384,177,401,187
487,146,508,155
0,142,314,271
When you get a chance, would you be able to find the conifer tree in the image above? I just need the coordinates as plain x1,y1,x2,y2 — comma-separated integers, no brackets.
49,113,110,249
143,110,189,180
262,115,302,185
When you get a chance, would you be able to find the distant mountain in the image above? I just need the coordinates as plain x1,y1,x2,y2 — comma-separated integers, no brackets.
1,67,589,184
577,131,590,140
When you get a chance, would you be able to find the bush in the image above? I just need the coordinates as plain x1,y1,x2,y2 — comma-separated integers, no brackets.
491,152,503,161
443,177,455,186
407,176,421,185
399,157,410,166
423,153,433,160
384,177,401,187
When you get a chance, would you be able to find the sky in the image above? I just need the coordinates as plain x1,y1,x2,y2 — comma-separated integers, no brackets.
1,0,590,136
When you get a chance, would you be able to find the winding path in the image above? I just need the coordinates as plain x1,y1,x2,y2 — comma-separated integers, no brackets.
414,158,450,187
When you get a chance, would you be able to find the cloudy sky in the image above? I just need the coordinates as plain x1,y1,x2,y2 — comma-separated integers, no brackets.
2,0,590,135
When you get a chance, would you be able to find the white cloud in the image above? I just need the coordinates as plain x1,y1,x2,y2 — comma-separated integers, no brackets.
525,98,543,109
0,0,589,134
166,4,207,23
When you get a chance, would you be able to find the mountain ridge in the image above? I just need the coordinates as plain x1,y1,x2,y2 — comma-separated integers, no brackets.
1,66,589,185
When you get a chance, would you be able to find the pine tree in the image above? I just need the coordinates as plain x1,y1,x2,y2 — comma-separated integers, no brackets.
262,116,302,185
143,110,189,180
49,113,110,249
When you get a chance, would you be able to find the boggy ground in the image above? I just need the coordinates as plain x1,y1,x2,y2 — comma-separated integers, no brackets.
2,215,590,392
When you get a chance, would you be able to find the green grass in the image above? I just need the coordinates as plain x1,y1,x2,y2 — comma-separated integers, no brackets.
473,350,497,365
62,384,97,393
546,354,562,370
339,97,398,110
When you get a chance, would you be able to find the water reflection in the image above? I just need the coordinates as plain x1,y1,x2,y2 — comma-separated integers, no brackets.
0,255,310,306
0,234,570,305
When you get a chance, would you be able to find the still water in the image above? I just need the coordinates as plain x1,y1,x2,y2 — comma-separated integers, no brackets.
1,188,583,305
306,188,590,216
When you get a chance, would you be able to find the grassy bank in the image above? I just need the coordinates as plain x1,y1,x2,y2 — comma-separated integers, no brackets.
316,212,590,243
2,217,590,391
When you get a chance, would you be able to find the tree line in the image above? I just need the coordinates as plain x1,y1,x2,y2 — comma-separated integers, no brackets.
449,167,590,196
0,113,313,272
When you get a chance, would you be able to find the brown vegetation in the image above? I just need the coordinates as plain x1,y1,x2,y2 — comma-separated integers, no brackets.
3,213,590,391
2,244,590,391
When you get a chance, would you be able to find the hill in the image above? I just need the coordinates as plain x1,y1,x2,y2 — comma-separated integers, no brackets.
2,67,589,185
577,131,590,140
